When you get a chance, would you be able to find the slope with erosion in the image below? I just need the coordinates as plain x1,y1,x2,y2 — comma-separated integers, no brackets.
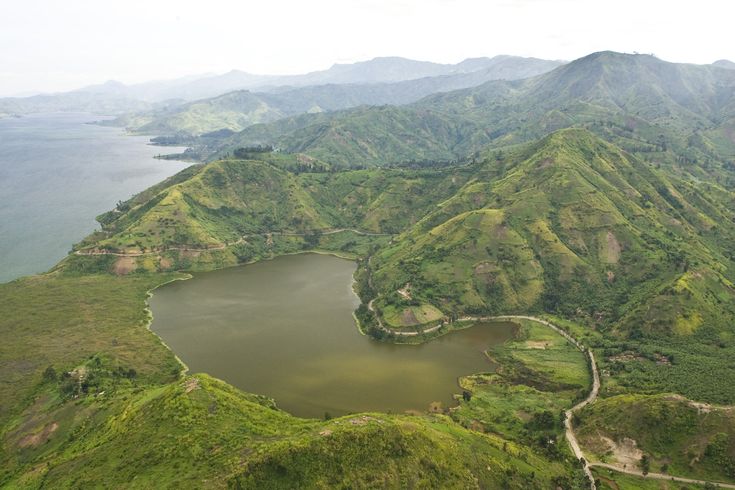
69,129,735,407
366,129,735,336
575,393,735,485
73,152,473,272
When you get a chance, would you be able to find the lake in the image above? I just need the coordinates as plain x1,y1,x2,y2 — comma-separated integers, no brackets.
0,113,191,283
150,253,516,418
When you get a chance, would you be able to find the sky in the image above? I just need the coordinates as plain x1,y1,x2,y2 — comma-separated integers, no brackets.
1,0,733,96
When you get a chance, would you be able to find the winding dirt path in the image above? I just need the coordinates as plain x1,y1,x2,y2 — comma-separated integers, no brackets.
366,308,600,487
590,462,735,489
373,313,735,489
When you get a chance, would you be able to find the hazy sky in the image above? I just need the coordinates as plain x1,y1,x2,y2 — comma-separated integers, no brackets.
1,0,733,96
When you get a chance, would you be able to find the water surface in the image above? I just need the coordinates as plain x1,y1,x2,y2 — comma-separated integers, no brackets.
0,113,191,282
150,253,516,418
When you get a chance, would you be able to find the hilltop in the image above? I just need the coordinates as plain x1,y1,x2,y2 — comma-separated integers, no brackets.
2,371,575,488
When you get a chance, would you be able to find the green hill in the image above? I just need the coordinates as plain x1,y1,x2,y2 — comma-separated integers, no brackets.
215,52,735,175
367,129,735,334
3,372,575,488
576,393,735,484
67,129,735,406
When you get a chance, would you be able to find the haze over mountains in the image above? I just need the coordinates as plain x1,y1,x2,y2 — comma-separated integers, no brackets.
110,58,569,136
213,51,735,168
0,55,564,119
5,44,735,488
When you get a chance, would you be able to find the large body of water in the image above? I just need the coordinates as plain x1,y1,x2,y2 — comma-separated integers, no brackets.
150,253,516,418
0,113,191,283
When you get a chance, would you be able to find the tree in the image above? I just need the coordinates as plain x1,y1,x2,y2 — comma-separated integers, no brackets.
42,365,57,382
304,230,322,248
640,454,650,475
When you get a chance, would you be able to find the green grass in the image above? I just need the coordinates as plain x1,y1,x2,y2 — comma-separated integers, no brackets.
2,373,580,488
576,394,735,484
592,467,699,489
0,273,183,427
451,319,589,458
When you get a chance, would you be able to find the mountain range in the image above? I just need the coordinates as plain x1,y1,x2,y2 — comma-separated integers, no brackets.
3,50,735,488
213,52,735,170
0,55,564,119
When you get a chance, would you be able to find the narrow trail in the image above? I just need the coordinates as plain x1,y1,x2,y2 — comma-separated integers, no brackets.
77,245,735,489
74,228,392,257
365,305,600,488
372,311,735,489
590,462,735,489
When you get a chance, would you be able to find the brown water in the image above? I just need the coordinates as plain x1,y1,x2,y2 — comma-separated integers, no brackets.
149,253,516,418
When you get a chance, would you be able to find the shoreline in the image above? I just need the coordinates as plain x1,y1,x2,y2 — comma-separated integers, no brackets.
143,273,193,376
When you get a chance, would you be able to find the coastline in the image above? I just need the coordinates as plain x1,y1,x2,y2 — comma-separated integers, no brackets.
143,273,193,376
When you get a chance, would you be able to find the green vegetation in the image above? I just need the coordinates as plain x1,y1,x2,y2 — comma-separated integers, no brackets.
217,52,735,177
4,50,735,487
576,394,735,484
452,319,589,458
70,126,735,404
108,56,563,137
591,468,698,490
2,366,580,488
0,273,182,428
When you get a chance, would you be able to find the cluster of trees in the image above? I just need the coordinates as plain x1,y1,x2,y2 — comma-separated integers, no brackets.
42,356,138,400
233,145,274,159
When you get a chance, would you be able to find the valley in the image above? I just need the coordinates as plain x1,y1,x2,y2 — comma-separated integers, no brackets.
3,50,735,489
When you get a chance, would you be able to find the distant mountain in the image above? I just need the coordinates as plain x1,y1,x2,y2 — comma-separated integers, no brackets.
713,59,735,70
160,55,564,100
0,55,564,117
288,57,452,85
0,90,152,118
218,51,735,168
115,58,566,135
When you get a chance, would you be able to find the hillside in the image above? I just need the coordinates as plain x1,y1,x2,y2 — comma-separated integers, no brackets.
110,58,564,136
2,371,575,488
216,52,735,173
69,129,735,406
575,393,735,484
367,129,735,330
0,90,152,117
73,153,470,256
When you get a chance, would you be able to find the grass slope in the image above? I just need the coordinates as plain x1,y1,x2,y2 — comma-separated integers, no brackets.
72,129,735,404
2,371,578,488
576,394,735,484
